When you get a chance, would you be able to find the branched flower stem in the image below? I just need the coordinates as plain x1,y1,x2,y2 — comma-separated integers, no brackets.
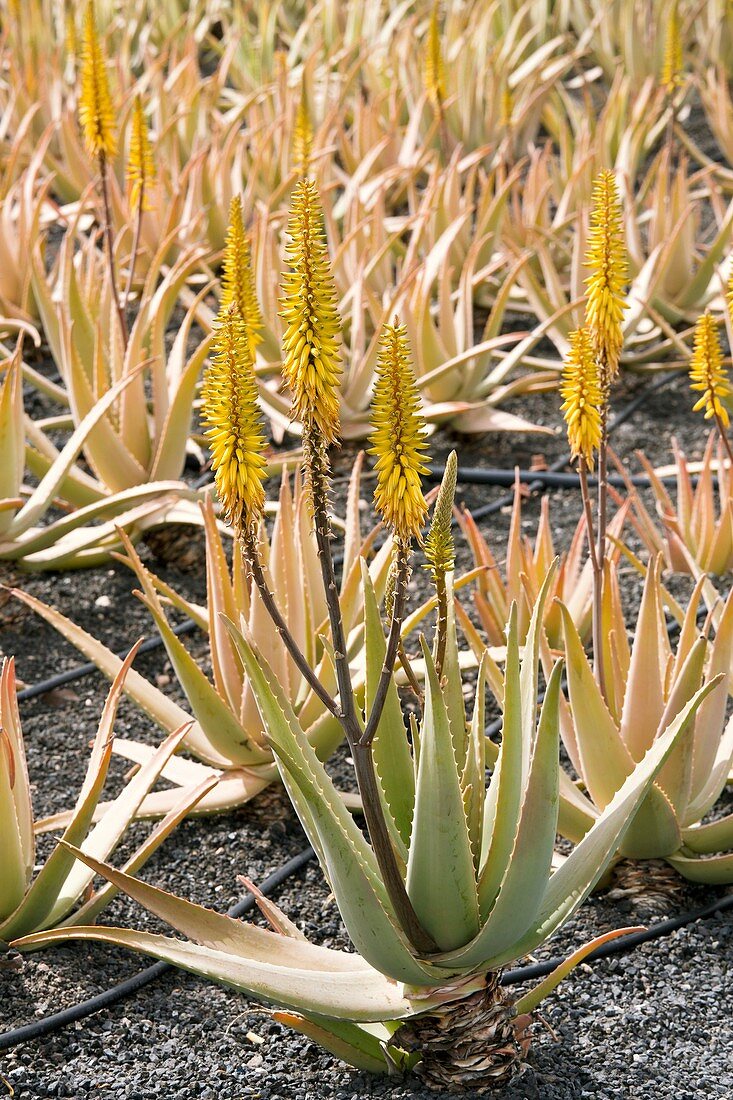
240,526,341,721
305,428,436,955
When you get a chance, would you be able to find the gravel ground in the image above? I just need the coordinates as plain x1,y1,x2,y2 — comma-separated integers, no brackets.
1,373,732,1100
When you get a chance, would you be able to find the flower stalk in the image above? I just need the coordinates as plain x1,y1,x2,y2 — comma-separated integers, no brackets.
662,2,683,154
123,94,155,311
425,4,448,158
277,188,434,952
584,169,627,657
424,450,457,680
79,0,127,345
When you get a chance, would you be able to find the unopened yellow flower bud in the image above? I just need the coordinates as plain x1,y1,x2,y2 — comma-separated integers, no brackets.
292,85,313,177
689,312,731,429
560,327,603,469
661,4,684,93
280,179,342,445
424,4,445,111
202,308,268,532
221,196,263,361
584,170,627,384
127,96,155,211
369,321,429,541
424,450,457,578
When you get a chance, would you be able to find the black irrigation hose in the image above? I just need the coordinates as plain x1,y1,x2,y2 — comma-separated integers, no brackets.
15,619,199,704
0,847,316,1054
502,891,733,987
464,368,684,522
427,466,680,490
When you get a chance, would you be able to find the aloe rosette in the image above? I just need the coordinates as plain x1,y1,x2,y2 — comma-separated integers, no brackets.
0,647,209,943
552,557,733,882
13,568,709,1089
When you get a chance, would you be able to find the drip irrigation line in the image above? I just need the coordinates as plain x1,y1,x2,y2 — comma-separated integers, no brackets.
0,847,316,1054
15,619,199,704
463,368,683,523
502,891,733,986
427,466,680,490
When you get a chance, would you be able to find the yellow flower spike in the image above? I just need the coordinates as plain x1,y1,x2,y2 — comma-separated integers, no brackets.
221,195,263,361
369,321,429,542
424,3,445,111
280,178,342,445
79,0,116,160
560,327,603,470
127,95,155,212
689,312,731,429
292,84,313,178
584,170,627,384
202,308,268,533
661,3,684,93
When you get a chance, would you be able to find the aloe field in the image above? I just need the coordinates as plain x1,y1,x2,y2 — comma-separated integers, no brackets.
1,2,733,1097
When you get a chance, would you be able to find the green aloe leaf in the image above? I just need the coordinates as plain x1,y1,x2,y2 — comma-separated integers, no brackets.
665,850,733,884
406,638,479,952
477,603,524,914
558,601,634,809
362,561,414,850
438,660,563,970
272,1013,398,1074
0,647,142,939
497,675,724,968
15,924,412,1020
226,626,440,986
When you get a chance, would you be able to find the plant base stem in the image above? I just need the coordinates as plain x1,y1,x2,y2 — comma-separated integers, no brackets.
394,972,529,1093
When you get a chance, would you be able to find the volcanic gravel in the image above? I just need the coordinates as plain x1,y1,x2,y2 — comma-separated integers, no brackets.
1,374,732,1100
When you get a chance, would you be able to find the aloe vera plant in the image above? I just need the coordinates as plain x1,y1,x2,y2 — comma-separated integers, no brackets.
0,353,189,570
0,647,209,943
14,566,705,1087
552,557,733,883
623,434,733,578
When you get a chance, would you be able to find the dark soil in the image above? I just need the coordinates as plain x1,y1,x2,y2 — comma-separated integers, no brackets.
1,371,732,1100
